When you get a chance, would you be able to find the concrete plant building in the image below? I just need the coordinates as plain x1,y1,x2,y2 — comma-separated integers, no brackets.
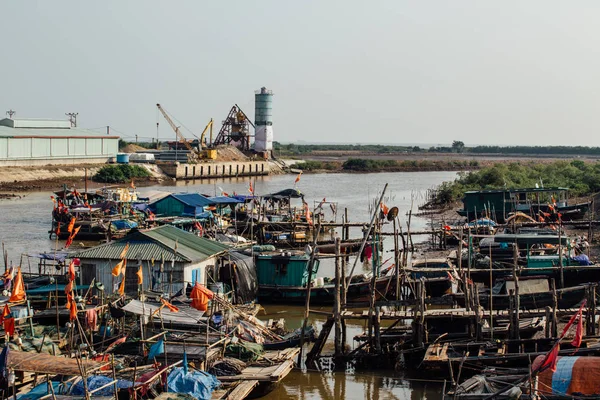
0,118,119,166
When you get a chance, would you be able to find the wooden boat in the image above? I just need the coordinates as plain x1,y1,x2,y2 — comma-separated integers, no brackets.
447,276,589,310
255,251,394,304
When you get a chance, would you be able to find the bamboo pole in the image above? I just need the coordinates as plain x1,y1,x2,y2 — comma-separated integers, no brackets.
334,237,342,357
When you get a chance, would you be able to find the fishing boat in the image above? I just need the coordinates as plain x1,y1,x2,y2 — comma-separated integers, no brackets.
254,251,394,304
457,187,590,222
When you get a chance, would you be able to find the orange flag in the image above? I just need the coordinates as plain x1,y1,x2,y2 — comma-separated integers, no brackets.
67,217,76,234
67,260,76,282
130,179,135,189
65,226,81,249
248,181,254,195
190,282,214,312
9,268,25,303
380,202,389,216
295,172,302,183
136,265,143,286
0,304,10,324
69,297,78,321
160,298,179,313
118,276,126,296
111,260,124,277
119,243,130,259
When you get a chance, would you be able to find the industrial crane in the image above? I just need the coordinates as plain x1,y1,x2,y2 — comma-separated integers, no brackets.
156,103,198,156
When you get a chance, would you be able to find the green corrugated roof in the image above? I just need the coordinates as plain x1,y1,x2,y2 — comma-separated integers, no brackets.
73,225,230,263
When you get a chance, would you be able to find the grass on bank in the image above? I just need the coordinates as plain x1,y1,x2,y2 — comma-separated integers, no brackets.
435,160,600,204
93,165,151,183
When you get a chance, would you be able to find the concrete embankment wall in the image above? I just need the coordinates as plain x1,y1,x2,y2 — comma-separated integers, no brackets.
159,160,274,180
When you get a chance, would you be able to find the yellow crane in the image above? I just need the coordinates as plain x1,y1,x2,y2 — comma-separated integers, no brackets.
199,118,213,149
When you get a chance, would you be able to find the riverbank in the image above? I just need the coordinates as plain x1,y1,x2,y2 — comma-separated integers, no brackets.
0,164,165,193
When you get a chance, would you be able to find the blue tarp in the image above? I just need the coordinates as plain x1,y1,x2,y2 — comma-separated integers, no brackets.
571,254,592,266
132,203,149,212
233,195,252,202
466,218,497,228
552,356,579,394
207,196,243,205
111,220,138,230
71,376,133,396
17,382,66,399
167,367,220,400
27,252,69,263
26,284,87,294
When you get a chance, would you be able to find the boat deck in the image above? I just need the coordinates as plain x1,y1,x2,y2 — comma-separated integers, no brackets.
217,348,299,383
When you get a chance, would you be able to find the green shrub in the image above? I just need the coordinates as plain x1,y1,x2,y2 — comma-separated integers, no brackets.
93,165,151,183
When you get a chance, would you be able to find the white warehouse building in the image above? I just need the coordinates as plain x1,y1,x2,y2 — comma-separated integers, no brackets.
0,118,119,166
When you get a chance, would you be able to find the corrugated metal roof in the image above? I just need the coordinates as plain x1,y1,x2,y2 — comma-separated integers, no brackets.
169,193,213,207
0,118,71,129
73,225,230,263
0,125,120,139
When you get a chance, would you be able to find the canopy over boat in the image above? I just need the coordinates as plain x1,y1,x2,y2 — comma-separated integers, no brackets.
262,189,303,201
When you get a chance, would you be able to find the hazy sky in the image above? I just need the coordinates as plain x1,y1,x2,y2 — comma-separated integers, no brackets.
2,1,599,146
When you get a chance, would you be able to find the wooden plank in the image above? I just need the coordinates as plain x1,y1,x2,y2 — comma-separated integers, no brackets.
270,360,294,381
226,380,259,400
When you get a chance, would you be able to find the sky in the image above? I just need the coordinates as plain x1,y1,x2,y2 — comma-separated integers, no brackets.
1,1,599,146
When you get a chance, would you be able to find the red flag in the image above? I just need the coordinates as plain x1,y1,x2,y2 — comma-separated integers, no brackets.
105,336,127,353
380,202,389,216
571,311,584,348
562,300,587,337
3,318,15,336
248,181,254,195
540,344,560,372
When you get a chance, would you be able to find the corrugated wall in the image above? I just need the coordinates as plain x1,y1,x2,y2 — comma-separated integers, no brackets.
0,137,118,160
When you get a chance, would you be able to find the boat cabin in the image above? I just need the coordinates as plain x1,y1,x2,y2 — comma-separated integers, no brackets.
255,252,319,288
458,187,570,222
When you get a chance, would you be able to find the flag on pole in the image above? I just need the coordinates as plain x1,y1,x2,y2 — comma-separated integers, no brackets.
67,217,76,234
248,181,254,195
8,268,25,303
148,338,165,360
160,298,179,313
295,172,302,183
67,260,76,282
111,260,124,277
0,305,10,324
137,265,143,285
64,226,81,249
119,243,130,259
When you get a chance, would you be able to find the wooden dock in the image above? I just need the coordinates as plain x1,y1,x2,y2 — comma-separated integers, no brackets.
217,348,300,383
310,306,590,320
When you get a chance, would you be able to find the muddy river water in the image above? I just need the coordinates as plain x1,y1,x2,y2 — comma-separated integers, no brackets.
0,170,458,399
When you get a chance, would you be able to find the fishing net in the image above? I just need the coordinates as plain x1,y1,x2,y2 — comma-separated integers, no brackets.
208,357,247,376
225,340,263,362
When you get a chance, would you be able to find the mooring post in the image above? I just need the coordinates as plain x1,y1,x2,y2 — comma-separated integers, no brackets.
334,237,342,358
551,279,558,338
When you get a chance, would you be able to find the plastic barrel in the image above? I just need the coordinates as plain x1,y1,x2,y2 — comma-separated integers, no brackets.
116,153,130,164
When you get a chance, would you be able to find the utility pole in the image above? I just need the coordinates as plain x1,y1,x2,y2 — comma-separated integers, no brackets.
6,110,15,119
156,122,159,149
65,112,78,127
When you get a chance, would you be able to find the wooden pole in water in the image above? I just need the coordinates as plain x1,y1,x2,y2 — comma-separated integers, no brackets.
298,222,322,365
334,237,342,357
558,223,564,289
347,184,388,283
513,244,520,340
489,242,494,340
394,218,400,300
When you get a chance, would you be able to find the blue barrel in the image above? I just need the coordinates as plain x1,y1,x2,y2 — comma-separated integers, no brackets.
116,153,130,164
